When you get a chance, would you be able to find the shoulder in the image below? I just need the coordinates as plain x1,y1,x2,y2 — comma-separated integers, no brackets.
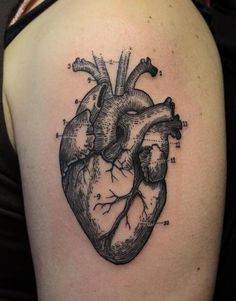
4,0,222,126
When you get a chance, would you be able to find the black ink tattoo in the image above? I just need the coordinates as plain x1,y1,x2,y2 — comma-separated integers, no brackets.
59,50,183,264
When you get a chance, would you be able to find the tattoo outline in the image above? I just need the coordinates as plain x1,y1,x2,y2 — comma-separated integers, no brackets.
59,50,183,264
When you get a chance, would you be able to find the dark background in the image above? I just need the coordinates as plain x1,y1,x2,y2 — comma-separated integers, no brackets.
0,0,19,105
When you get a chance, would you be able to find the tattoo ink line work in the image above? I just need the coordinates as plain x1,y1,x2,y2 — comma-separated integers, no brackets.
58,50,185,264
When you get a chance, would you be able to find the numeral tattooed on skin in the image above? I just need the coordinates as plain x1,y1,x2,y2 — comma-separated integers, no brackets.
58,49,185,264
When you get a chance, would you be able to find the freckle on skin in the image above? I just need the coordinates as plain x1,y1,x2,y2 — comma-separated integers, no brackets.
171,50,174,54
195,34,199,39
169,4,173,8
197,267,200,271
153,48,156,52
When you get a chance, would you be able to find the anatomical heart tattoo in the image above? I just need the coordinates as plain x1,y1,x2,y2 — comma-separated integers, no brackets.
59,50,183,264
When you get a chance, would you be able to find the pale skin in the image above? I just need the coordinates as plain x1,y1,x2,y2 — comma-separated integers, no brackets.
3,0,226,300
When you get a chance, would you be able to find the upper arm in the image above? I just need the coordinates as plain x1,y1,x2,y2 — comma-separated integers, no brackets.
4,1,226,300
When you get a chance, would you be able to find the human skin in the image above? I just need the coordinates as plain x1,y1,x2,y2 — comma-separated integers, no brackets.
3,0,226,300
